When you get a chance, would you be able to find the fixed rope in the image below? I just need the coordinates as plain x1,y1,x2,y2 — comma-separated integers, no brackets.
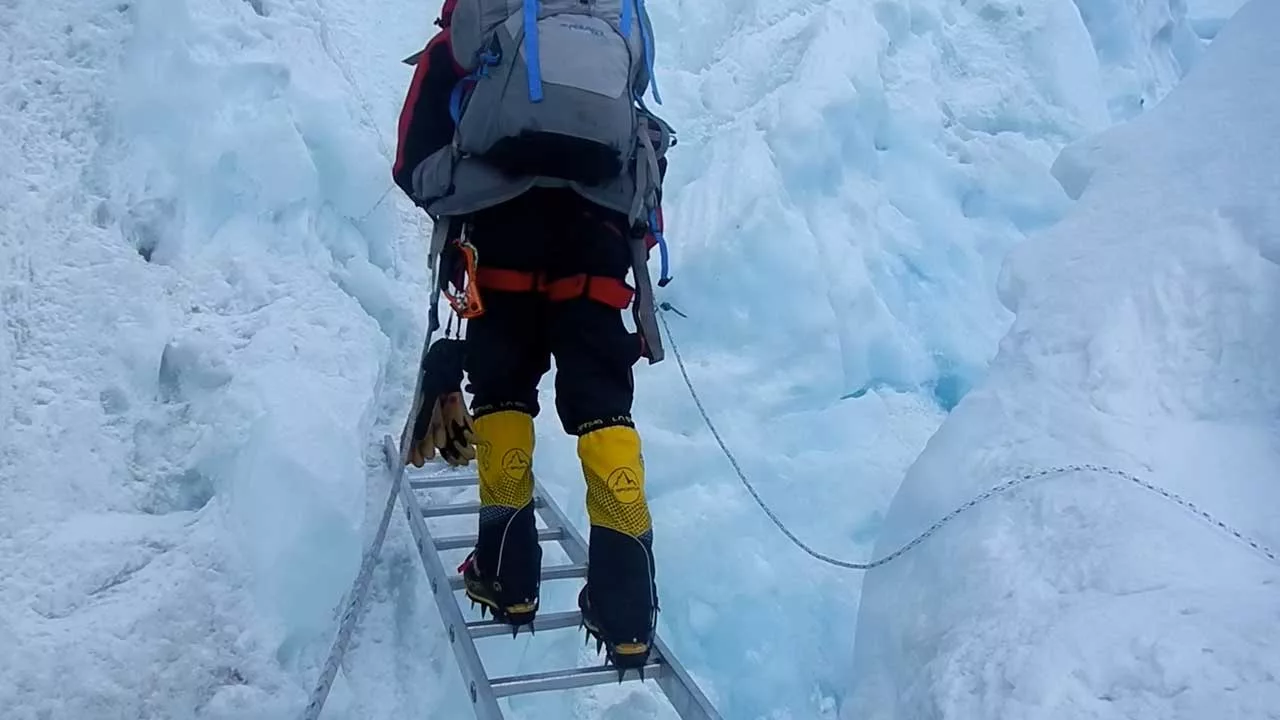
356,183,396,221
656,305,1278,571
307,0,401,224
311,0,393,161
301,443,403,720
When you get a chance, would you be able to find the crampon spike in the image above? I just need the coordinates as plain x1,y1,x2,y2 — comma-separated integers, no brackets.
511,625,519,640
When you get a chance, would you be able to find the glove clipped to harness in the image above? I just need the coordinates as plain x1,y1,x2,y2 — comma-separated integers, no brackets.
411,391,476,467
408,338,476,467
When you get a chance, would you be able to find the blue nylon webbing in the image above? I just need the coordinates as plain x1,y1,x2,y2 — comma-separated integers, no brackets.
621,0,634,39
650,208,671,284
523,0,544,102
636,0,662,105
448,52,497,124
448,78,470,123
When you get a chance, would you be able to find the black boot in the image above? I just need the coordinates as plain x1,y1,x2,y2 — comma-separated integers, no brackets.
579,526,657,672
460,502,541,628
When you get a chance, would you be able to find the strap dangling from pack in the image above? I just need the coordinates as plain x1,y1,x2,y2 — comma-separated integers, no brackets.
522,0,544,103
621,0,634,39
648,207,671,287
635,0,661,105
629,235,664,364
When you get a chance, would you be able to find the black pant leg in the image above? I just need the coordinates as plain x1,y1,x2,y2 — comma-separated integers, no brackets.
463,200,551,419
544,199,642,435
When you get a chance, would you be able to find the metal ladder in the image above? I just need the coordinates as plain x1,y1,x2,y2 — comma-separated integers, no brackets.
388,439,723,720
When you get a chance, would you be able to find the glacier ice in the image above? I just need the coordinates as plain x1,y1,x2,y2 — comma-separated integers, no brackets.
850,1,1280,718
3,0,1261,718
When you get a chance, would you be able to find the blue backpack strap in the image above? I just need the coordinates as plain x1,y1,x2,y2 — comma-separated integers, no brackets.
523,0,544,102
449,78,472,124
449,49,501,124
621,0,634,39
635,0,662,105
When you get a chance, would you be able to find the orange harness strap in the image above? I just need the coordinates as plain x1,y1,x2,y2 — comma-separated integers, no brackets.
474,268,635,310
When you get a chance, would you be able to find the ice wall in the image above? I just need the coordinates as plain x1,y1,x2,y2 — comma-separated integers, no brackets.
849,1,1280,717
1,0,425,716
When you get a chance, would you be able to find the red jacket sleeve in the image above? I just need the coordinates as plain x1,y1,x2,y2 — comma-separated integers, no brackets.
393,30,465,201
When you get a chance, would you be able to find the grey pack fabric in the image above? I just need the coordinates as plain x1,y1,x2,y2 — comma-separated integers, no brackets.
413,0,672,227
413,0,675,364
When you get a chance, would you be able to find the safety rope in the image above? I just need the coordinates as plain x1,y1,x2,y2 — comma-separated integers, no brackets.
312,0,393,161
656,305,1279,570
300,449,402,720
307,0,403,225
356,184,396,222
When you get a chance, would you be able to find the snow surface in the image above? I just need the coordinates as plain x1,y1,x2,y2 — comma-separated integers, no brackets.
850,1,1280,718
1185,0,1250,39
0,0,1245,718
2,0,429,716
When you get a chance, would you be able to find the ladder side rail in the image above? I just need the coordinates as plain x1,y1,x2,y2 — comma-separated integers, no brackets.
398,453,505,720
652,634,723,720
532,479,590,564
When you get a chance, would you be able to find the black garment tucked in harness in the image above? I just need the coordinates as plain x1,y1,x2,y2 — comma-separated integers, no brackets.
463,188,642,436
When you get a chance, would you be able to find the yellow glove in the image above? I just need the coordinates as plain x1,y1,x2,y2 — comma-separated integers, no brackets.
411,391,476,467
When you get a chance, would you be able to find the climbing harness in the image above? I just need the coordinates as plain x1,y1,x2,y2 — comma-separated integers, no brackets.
473,267,637,309
655,304,1279,571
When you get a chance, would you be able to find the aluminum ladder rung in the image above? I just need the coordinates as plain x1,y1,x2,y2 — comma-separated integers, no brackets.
393,435,722,720
435,527,564,552
467,610,583,639
410,474,479,490
490,662,667,699
448,563,586,591
422,496,543,518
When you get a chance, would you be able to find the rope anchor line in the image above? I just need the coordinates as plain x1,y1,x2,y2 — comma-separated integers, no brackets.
655,308,1279,571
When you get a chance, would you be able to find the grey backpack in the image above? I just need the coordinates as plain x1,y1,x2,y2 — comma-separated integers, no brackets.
447,0,669,209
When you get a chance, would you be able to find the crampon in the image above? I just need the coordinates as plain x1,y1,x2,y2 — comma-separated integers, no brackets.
459,552,539,636
578,586,654,682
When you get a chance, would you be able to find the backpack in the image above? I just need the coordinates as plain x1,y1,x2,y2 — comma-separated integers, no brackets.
447,0,667,194
422,0,675,360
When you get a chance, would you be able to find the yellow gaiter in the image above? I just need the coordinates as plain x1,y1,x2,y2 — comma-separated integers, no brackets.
579,425,651,537
474,410,535,510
